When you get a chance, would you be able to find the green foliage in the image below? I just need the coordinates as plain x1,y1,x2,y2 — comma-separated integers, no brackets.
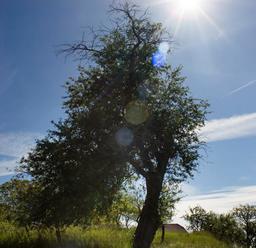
184,206,208,231
204,212,244,245
107,191,139,228
159,183,181,224
20,128,126,230
184,206,249,247
100,177,181,228
58,1,209,184
0,179,41,228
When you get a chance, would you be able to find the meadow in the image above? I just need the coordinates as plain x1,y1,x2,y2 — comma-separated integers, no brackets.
0,222,232,248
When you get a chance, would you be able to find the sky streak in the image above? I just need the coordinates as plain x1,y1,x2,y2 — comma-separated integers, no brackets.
228,79,256,95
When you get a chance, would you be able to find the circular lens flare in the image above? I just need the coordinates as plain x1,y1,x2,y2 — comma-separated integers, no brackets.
115,128,134,146
124,101,149,125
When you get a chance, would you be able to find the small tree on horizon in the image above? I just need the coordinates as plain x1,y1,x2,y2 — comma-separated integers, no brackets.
233,204,256,248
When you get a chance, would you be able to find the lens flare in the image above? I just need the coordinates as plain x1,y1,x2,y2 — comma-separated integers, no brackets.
115,128,134,146
124,101,149,125
152,42,170,67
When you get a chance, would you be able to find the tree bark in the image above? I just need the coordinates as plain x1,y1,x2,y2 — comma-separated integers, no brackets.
55,226,62,244
161,223,165,243
25,225,30,238
133,173,163,248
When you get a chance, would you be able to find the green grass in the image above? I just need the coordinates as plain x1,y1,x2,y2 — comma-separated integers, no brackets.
0,222,232,248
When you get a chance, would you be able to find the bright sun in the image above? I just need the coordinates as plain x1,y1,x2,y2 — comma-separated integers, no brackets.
178,0,201,13
164,0,224,39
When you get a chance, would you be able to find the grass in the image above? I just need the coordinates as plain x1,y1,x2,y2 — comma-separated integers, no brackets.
0,222,232,248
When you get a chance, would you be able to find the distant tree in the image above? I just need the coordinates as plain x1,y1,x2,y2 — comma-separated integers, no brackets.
158,182,181,243
0,179,40,232
206,212,244,245
184,206,244,246
184,206,208,232
20,2,208,247
0,178,70,241
233,204,256,248
104,191,138,228
159,182,181,225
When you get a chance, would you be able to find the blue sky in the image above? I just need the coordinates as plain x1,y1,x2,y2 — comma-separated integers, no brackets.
0,0,255,219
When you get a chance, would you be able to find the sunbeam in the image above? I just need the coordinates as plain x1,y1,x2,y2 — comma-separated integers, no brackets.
174,9,185,38
197,7,225,38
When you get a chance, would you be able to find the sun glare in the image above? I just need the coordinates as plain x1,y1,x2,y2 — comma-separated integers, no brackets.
168,0,224,39
178,0,201,13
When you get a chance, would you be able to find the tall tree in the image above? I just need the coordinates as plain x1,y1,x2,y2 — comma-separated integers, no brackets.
61,3,208,247
21,2,208,248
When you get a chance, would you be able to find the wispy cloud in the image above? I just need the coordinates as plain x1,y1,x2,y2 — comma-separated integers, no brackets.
0,160,18,176
0,132,42,176
228,79,256,95
0,132,42,158
173,185,256,228
181,183,200,196
199,112,256,142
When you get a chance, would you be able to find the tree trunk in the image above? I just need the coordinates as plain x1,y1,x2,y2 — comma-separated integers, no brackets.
55,226,62,244
25,225,30,238
161,223,165,243
133,173,163,248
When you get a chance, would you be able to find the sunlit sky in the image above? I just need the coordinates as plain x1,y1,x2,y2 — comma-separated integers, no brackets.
0,0,255,223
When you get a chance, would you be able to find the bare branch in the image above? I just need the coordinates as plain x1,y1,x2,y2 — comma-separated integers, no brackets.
56,25,103,62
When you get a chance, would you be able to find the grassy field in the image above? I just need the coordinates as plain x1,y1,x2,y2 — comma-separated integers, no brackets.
0,222,232,248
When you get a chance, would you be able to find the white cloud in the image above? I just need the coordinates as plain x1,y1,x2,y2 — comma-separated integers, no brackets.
173,185,256,228
199,112,256,142
0,132,42,176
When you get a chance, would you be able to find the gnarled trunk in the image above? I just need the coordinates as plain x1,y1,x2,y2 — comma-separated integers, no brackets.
133,173,163,248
